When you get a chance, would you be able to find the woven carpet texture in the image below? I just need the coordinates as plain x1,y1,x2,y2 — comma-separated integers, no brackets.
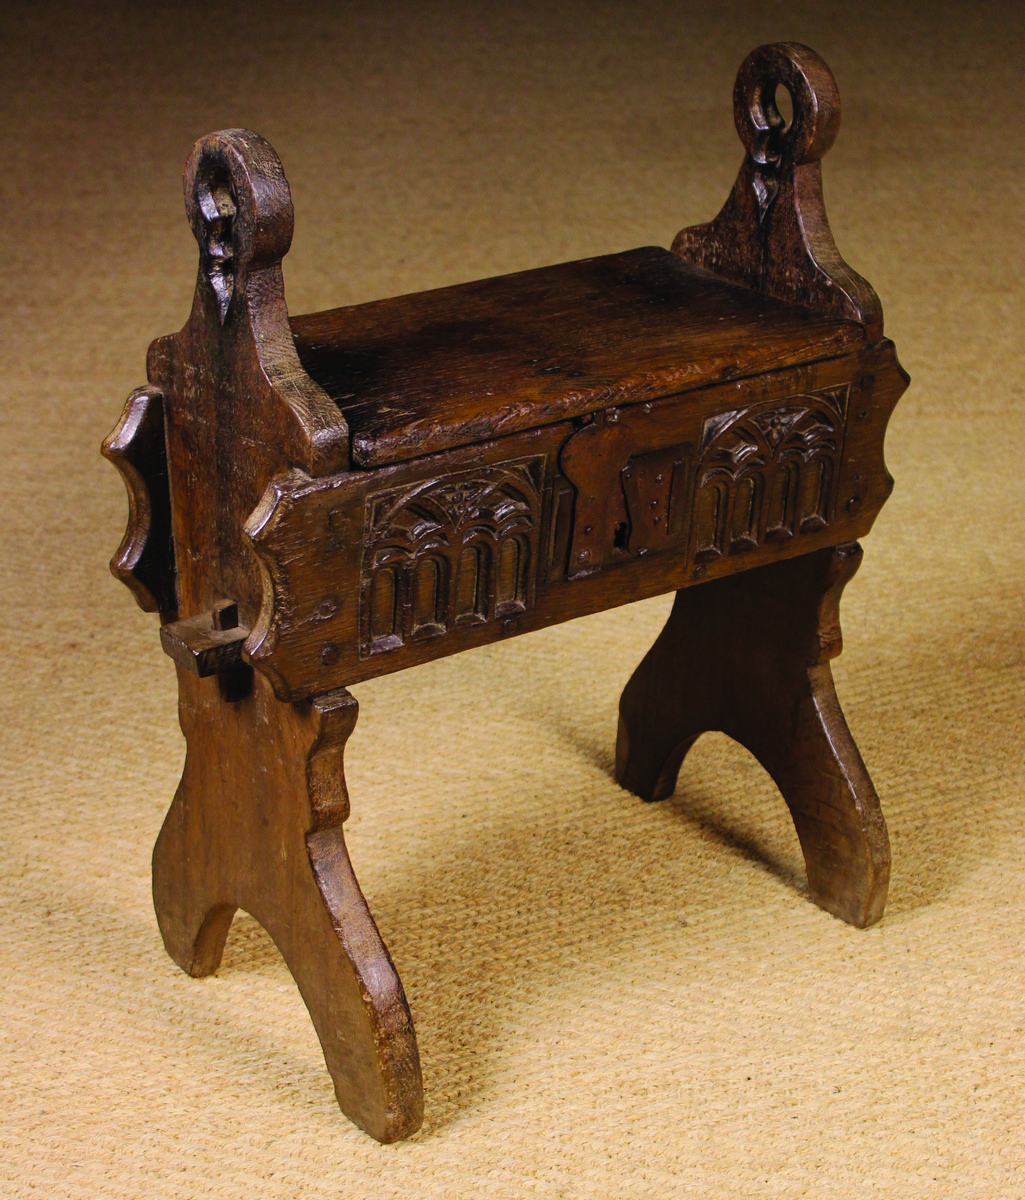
1,2,1023,1196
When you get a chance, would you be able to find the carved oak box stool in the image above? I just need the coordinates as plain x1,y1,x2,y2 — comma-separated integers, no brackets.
103,43,906,1142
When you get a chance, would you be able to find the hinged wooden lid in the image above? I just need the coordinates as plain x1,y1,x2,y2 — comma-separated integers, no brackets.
291,246,864,468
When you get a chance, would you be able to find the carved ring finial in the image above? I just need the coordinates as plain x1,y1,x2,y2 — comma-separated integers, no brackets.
183,129,294,322
733,43,841,170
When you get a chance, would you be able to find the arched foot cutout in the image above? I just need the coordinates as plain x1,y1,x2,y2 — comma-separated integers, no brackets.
616,545,890,929
152,667,423,1142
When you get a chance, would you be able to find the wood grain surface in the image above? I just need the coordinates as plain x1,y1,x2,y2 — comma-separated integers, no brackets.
152,667,424,1141
101,39,908,1143
617,543,890,928
291,247,865,467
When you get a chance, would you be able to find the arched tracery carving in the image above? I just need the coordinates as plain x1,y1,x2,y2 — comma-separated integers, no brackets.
360,457,543,656
693,385,848,562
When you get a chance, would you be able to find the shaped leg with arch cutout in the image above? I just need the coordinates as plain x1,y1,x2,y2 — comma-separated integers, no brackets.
615,544,890,928
152,666,423,1142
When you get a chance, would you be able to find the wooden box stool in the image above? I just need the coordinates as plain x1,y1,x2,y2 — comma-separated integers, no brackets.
104,43,907,1142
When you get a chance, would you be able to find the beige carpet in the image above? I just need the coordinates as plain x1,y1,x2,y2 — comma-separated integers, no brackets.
2,1,1023,1195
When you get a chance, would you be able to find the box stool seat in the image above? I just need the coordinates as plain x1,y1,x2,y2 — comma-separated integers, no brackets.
103,43,907,1142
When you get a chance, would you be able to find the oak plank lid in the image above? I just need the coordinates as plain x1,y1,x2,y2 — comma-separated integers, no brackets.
290,246,864,468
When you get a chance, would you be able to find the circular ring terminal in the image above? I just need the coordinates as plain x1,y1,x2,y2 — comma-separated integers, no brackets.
733,42,841,169
184,128,295,285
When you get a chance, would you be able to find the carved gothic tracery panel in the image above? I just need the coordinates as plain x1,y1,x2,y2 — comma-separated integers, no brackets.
360,457,544,656
693,385,849,562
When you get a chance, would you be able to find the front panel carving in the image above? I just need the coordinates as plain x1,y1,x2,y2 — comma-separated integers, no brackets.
693,385,849,562
360,457,544,656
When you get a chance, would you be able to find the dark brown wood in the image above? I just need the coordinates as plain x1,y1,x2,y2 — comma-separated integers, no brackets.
101,385,177,622
211,599,239,630
146,128,351,639
152,667,423,1142
559,413,636,578
159,607,249,677
103,43,906,1141
616,543,889,928
673,43,883,340
245,342,904,701
291,247,865,468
